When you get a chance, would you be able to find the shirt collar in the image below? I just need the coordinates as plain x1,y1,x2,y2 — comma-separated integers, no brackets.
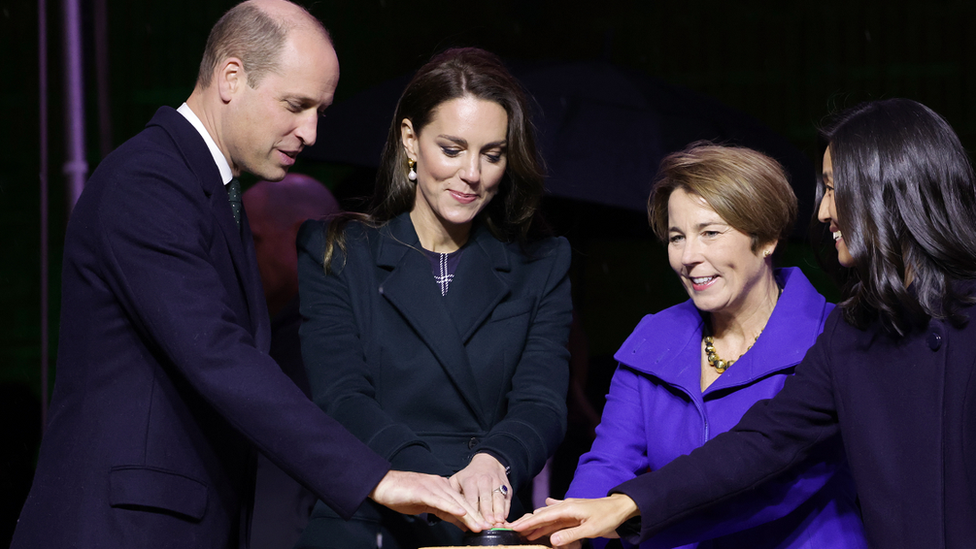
177,102,234,185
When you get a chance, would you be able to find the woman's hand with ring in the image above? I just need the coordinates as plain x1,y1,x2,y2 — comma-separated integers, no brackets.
450,453,511,525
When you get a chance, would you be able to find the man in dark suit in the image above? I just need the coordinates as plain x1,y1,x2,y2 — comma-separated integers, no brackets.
11,1,484,547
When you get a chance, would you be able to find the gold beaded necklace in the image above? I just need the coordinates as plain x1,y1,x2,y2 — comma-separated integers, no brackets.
703,286,781,374
703,333,760,373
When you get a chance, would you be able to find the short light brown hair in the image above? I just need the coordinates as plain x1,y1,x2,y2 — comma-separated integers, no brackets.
196,1,329,89
648,142,797,253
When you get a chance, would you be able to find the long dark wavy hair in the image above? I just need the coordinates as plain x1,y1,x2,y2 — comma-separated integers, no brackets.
818,98,976,336
324,47,546,269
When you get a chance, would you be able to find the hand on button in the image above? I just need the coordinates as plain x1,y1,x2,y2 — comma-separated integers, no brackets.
450,453,512,526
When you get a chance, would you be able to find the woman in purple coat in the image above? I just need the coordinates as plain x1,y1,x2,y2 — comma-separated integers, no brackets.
564,143,867,548
514,99,976,549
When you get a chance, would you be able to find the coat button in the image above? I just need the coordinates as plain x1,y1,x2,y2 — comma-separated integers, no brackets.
927,332,942,351
467,437,478,449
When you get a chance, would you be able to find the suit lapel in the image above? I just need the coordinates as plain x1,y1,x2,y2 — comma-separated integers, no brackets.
445,224,511,343
212,190,270,350
240,210,271,351
156,107,270,349
376,215,489,425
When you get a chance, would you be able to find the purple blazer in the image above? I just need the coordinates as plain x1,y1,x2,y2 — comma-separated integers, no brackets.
12,107,389,549
569,268,867,548
613,279,976,548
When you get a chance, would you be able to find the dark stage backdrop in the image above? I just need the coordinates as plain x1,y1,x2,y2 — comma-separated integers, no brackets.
2,0,975,540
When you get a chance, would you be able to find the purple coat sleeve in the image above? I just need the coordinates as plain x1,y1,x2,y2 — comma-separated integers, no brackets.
570,274,864,548
571,359,852,548
611,323,844,545
568,365,651,499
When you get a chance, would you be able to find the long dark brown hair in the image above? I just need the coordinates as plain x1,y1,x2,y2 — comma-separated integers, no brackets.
324,47,546,270
818,98,976,336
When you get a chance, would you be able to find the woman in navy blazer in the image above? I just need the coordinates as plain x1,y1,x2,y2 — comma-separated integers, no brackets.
512,99,976,549
295,48,572,549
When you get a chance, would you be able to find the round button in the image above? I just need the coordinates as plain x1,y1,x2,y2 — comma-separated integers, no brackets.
467,437,478,449
927,332,942,351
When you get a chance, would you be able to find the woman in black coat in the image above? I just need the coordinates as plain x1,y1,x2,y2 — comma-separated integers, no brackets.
512,98,976,549
295,48,572,549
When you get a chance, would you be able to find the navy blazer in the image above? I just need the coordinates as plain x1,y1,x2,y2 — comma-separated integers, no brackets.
12,107,389,549
614,291,976,548
297,214,571,507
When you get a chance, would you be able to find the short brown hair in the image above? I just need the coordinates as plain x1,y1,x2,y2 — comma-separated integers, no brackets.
196,1,329,89
648,142,797,253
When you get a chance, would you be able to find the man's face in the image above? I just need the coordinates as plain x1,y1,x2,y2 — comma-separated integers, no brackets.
225,30,339,181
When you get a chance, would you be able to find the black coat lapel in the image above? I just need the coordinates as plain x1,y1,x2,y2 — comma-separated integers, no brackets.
375,215,488,425
445,224,511,343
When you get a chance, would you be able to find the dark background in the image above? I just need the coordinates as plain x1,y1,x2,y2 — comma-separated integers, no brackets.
3,0,975,542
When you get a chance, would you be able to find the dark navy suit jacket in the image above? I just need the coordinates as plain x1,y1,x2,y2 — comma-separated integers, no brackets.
12,107,389,549
614,291,976,548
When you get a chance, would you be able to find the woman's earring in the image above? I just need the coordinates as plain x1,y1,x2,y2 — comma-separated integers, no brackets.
407,158,417,181
763,249,772,258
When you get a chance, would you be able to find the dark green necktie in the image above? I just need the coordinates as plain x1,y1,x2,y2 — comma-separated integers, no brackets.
227,178,242,227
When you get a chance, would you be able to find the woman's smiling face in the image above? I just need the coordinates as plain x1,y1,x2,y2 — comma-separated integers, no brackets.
667,188,772,317
818,147,853,267
402,95,509,234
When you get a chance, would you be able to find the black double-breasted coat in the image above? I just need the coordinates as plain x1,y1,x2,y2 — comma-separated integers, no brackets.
295,214,572,546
